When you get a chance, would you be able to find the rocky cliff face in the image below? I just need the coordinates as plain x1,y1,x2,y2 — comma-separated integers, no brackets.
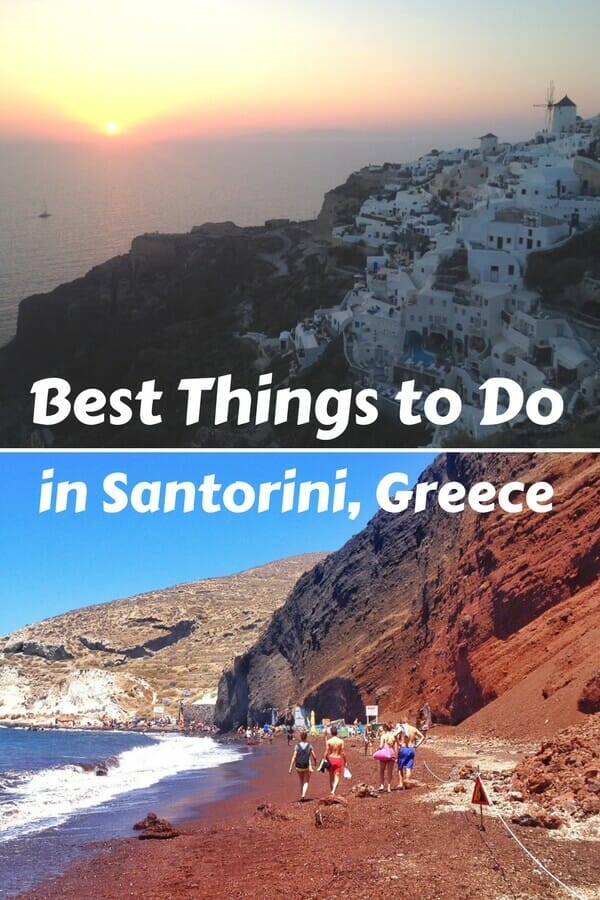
0,554,324,724
0,218,354,448
215,453,600,733
315,167,400,233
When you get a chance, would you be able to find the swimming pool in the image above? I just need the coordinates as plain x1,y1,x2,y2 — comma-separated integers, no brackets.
406,334,436,366
410,346,435,365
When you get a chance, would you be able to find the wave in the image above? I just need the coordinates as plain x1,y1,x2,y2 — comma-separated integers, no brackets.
0,735,242,841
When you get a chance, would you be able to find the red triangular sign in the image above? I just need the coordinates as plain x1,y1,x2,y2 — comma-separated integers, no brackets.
471,775,490,806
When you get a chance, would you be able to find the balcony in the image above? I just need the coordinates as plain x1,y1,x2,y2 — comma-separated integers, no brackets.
453,289,473,307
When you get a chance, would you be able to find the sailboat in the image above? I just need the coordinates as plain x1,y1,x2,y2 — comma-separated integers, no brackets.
38,200,51,219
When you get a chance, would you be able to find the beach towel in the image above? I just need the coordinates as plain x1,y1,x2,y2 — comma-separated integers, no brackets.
373,744,394,761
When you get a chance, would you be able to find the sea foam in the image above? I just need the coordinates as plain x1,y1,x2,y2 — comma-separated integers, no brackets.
0,734,242,841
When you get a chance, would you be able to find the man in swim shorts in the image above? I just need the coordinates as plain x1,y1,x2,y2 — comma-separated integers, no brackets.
324,725,346,795
397,718,425,789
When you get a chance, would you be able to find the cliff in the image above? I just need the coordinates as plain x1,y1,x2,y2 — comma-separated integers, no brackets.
0,161,411,449
0,553,324,724
215,453,600,736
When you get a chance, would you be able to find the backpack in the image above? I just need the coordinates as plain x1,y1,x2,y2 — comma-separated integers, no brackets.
295,742,311,768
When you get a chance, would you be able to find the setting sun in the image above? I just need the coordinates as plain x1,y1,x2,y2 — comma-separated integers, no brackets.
105,121,119,135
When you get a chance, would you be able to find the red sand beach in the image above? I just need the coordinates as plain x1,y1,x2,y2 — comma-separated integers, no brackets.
19,729,599,900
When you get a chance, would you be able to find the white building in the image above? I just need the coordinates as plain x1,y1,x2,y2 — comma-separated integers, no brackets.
510,159,600,226
551,95,577,135
479,133,499,156
293,322,327,369
457,205,570,265
514,160,580,202
373,267,418,306
288,102,600,440
468,247,522,285
350,298,404,372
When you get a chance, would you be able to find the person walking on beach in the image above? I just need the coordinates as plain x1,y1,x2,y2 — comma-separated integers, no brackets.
364,722,374,757
418,702,432,733
289,730,317,801
397,718,425,789
324,725,346,795
374,723,397,792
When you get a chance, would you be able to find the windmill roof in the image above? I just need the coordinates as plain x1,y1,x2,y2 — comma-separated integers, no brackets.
554,95,576,108
480,133,498,139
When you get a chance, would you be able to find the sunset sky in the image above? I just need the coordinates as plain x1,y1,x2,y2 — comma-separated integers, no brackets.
1,0,598,141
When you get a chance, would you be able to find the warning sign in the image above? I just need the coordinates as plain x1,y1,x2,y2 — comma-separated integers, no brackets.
471,775,490,806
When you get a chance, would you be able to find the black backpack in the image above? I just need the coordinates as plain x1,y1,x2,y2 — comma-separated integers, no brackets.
295,742,311,768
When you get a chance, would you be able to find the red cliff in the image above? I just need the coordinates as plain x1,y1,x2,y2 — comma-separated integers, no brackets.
216,452,600,739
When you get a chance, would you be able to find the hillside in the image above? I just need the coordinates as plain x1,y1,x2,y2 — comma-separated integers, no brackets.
0,553,325,724
0,167,397,449
215,453,600,737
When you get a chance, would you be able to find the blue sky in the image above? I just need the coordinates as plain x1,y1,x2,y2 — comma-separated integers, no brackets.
0,451,436,634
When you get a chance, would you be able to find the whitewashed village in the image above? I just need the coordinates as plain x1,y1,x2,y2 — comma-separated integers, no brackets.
266,93,600,442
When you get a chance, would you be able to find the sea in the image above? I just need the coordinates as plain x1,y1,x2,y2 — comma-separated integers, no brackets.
0,726,246,897
0,131,477,348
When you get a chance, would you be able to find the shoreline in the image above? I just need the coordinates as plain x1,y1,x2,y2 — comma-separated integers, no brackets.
0,730,247,897
11,737,288,900
17,729,600,900
145,738,283,829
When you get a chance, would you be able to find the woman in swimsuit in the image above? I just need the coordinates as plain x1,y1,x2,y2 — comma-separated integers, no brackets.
289,730,317,801
324,725,346,795
376,723,398,792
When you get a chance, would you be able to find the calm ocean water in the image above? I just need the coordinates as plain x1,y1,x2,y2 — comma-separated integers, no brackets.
0,727,244,896
0,133,465,347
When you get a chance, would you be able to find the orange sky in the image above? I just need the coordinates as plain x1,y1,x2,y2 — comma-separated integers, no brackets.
1,0,598,141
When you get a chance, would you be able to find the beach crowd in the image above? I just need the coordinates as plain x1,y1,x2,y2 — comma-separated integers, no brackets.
286,717,427,803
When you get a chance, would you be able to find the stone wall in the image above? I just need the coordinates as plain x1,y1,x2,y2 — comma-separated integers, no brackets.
180,702,215,725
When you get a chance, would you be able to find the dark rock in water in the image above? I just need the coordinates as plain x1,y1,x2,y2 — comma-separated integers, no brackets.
138,830,180,840
133,812,160,830
133,811,180,839
95,767,108,776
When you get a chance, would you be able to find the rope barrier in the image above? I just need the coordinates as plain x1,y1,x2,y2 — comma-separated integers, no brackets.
422,759,449,783
461,809,519,900
420,753,460,784
481,778,585,900
419,754,585,900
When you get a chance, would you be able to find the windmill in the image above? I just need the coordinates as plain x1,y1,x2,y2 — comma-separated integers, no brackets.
533,81,555,129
